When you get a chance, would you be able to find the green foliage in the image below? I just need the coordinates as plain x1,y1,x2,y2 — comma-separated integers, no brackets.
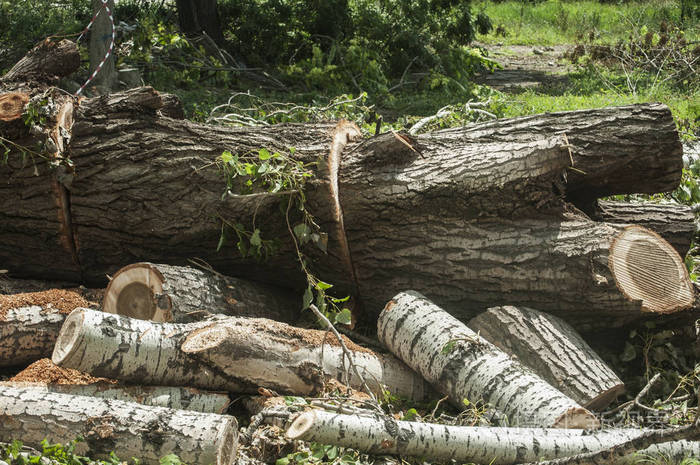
276,443,358,465
0,439,151,465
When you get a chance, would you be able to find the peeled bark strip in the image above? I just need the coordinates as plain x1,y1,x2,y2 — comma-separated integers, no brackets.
469,306,625,410
286,409,700,465
52,308,426,400
103,262,298,323
0,381,230,413
593,200,696,256
0,385,237,465
378,291,598,428
354,214,693,330
0,305,65,367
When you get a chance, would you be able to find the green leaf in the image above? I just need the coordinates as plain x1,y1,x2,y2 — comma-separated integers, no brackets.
335,308,352,325
220,151,233,164
275,458,290,465
259,148,272,160
302,285,313,310
237,239,248,257
257,162,269,174
326,446,338,460
216,232,226,252
315,280,333,290
250,229,262,246
159,454,182,465
293,223,311,245
441,340,457,354
330,295,350,303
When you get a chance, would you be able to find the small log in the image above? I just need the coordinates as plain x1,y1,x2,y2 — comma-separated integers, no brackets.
286,409,700,465
1,39,80,83
377,291,598,428
592,200,696,256
468,306,625,410
0,306,65,367
0,381,230,413
0,385,237,465
53,308,427,400
103,263,298,323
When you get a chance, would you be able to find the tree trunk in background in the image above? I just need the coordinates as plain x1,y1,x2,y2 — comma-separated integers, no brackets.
285,409,700,465
377,291,599,429
0,385,238,465
468,306,625,410
89,0,117,92
175,0,225,45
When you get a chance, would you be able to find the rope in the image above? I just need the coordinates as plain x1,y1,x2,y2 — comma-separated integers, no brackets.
75,0,115,96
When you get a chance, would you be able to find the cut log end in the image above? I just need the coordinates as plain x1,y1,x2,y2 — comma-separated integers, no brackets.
51,309,84,366
609,225,694,314
585,384,626,411
216,421,238,465
0,93,28,121
104,263,169,322
286,410,316,440
552,407,600,429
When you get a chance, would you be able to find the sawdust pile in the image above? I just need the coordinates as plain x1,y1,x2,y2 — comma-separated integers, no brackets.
0,288,99,320
9,358,116,385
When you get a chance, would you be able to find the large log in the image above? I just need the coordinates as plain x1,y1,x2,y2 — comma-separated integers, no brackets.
285,409,700,465
103,262,298,323
1,39,80,84
377,291,598,428
52,308,427,400
0,385,237,465
592,200,696,256
0,381,230,413
468,306,625,410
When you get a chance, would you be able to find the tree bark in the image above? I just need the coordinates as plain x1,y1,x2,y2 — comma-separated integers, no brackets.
0,385,238,465
468,306,625,410
175,0,225,45
88,0,117,91
591,200,695,257
0,381,230,413
103,262,299,323
0,305,65,367
377,291,598,428
53,308,427,401
1,39,80,84
285,409,700,465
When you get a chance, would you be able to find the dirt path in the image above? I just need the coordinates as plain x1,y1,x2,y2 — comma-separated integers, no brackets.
473,43,574,92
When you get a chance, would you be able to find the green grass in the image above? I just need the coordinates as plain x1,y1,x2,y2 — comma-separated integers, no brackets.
474,0,699,45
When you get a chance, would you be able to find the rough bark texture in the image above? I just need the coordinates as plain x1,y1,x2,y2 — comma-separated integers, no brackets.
53,308,427,400
0,385,238,465
592,200,696,256
103,263,299,323
468,306,625,410
356,214,692,330
377,291,598,428
0,381,230,413
0,306,65,367
88,0,117,91
1,39,80,83
286,409,700,465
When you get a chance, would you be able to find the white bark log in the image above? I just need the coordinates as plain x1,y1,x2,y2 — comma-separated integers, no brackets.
377,291,598,428
468,306,625,410
103,262,297,323
52,308,426,400
0,381,230,413
0,385,237,465
286,409,700,465
0,306,65,367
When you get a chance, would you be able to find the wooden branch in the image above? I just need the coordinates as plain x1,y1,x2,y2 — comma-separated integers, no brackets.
377,291,598,428
0,385,238,465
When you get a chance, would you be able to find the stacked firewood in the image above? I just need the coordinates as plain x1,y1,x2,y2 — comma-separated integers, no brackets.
1,40,699,465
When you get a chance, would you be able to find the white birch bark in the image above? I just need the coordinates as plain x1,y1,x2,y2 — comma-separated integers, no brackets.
0,381,230,413
0,385,237,465
468,306,625,410
52,308,426,400
286,409,700,465
0,306,65,367
377,291,598,428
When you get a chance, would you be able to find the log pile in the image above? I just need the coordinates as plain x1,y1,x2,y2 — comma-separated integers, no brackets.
1,39,699,465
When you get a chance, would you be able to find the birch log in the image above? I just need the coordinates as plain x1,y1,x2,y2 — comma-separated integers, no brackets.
52,308,426,400
103,262,298,323
468,306,625,410
0,386,237,465
0,381,230,413
286,409,700,465
378,291,598,428
0,306,65,367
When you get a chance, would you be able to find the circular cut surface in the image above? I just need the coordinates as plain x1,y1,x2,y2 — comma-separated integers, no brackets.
0,93,29,121
104,263,167,321
609,225,694,313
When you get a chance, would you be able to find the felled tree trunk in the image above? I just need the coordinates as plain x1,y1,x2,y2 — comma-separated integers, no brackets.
103,262,298,323
377,291,598,428
53,308,427,400
592,200,696,256
0,305,65,367
286,409,700,465
0,385,237,465
1,39,80,85
468,306,625,410
0,381,230,413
